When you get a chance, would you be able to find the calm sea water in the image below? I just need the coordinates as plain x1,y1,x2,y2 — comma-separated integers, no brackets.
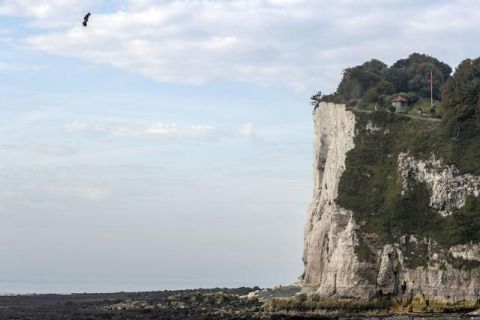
0,279,263,295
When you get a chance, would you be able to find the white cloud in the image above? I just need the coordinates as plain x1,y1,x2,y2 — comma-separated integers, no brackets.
0,191,20,200
63,121,92,133
43,186,109,201
3,0,480,91
19,0,320,89
63,121,219,141
146,123,216,140
0,186,108,202
0,143,76,156
239,123,255,138
0,0,97,27
0,61,43,72
68,187,108,201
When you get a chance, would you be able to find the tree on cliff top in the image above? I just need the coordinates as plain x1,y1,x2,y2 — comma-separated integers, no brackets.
387,53,452,100
336,59,387,101
320,53,452,107
441,57,480,138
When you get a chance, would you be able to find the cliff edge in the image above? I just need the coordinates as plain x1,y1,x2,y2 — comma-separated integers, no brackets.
302,102,480,307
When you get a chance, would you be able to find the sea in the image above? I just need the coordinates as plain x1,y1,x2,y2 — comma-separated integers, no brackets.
0,279,263,295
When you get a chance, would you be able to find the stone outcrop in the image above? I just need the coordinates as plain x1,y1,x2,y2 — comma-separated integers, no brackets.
398,153,480,216
302,102,480,305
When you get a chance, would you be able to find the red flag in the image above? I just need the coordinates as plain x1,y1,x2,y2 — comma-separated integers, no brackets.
428,73,433,84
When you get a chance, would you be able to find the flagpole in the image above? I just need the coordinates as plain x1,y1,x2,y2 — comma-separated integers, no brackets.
430,71,433,109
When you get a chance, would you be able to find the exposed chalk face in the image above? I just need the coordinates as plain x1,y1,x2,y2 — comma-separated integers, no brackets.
302,102,373,298
398,153,480,216
302,102,480,303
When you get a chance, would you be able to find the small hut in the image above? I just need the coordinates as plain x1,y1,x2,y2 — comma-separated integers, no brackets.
391,96,409,113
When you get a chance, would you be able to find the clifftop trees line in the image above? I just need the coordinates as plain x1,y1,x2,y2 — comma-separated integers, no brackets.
321,53,452,109
441,57,480,138
318,53,480,138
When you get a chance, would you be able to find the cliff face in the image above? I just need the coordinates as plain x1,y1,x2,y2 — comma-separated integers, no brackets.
302,102,480,304
302,102,367,297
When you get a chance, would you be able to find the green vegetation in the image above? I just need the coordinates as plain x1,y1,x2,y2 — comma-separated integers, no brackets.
320,53,480,265
439,58,480,174
437,196,480,247
318,53,480,137
442,57,480,138
321,53,452,110
336,112,434,259
336,111,480,264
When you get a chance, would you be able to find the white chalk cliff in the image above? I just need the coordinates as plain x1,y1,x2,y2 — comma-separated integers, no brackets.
302,102,480,303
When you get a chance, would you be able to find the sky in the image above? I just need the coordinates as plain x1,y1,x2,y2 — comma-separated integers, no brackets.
1,0,480,294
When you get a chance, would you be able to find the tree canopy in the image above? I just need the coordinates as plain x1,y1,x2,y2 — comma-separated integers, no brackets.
441,57,480,137
321,53,452,108
318,54,480,168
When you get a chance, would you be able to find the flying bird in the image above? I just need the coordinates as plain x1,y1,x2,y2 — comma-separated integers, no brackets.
83,12,91,27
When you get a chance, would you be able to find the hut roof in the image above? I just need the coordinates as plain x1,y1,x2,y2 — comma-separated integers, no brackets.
392,96,409,103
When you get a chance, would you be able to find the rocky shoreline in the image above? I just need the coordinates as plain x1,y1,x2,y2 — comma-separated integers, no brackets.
1,286,479,319
0,287,263,320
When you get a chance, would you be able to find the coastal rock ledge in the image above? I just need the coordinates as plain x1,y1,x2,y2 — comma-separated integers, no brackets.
302,102,480,307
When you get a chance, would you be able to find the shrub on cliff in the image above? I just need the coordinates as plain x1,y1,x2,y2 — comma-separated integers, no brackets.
435,195,480,246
